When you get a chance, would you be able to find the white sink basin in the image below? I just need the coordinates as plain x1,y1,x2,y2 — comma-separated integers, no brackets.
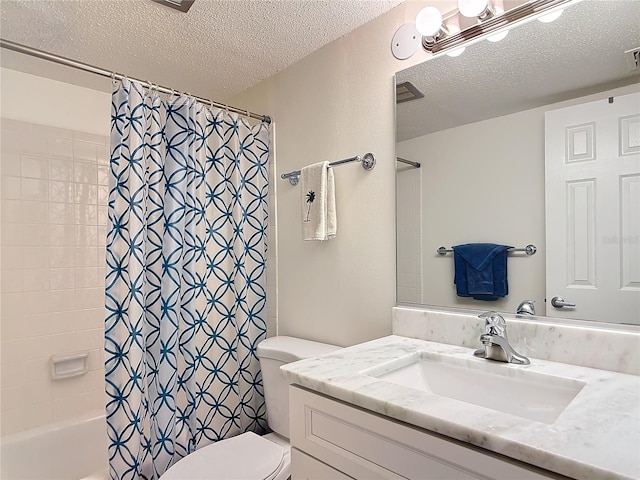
365,351,585,424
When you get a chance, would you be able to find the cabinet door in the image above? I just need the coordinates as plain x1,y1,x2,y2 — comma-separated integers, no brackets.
290,386,563,480
292,448,354,480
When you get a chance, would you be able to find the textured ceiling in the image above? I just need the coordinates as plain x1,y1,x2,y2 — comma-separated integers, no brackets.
0,0,402,100
397,0,640,142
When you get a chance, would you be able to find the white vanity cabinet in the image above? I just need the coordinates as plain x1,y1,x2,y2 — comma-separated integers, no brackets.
289,386,565,480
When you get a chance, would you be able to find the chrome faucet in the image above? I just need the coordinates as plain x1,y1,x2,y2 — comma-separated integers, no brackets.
516,300,536,315
474,312,530,365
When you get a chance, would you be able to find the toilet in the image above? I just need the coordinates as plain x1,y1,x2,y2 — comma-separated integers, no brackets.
160,336,340,480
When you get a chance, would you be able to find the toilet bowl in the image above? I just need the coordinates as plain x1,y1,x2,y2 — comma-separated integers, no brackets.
159,432,289,480
159,336,340,480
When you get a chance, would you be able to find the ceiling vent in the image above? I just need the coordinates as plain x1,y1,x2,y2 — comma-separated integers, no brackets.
396,81,424,104
625,47,640,71
152,0,195,13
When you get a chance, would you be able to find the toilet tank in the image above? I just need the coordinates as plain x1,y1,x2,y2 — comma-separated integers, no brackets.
256,336,340,439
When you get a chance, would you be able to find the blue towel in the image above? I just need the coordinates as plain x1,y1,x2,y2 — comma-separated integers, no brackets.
452,243,512,301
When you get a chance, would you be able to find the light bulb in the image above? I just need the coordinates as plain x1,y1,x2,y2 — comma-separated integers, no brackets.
446,47,466,57
416,6,443,37
487,29,509,42
486,6,508,42
458,0,489,18
538,9,564,23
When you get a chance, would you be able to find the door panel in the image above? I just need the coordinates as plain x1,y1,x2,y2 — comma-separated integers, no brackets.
545,92,640,324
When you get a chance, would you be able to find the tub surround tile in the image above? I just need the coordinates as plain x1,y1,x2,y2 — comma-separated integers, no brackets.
21,177,49,201
47,136,73,159
49,159,74,181
1,176,21,199
1,403,52,435
393,306,640,375
282,335,640,480
21,155,49,179
1,119,109,435
49,180,75,203
72,139,98,162
49,202,76,224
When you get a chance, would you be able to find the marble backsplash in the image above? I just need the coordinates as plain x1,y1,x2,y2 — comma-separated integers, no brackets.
393,306,640,375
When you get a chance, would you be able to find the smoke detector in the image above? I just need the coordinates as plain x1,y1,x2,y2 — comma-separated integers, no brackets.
152,0,195,13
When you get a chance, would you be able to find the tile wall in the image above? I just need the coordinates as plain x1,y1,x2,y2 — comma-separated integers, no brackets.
0,119,109,435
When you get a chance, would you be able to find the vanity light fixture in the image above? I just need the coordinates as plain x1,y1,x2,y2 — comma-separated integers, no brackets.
416,0,575,55
444,17,466,57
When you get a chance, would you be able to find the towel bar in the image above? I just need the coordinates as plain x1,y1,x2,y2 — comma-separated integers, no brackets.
437,244,537,256
280,153,376,186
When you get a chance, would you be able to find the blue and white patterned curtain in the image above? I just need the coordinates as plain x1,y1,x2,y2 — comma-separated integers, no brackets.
104,79,270,480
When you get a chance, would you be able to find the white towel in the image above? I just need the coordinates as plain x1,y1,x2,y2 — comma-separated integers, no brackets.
301,161,336,241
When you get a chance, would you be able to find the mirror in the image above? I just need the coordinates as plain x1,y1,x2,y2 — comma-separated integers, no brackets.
395,0,640,325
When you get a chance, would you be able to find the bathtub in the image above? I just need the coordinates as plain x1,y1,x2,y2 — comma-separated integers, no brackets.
1,411,108,480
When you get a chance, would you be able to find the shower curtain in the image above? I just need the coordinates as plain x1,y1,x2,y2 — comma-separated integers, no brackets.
104,79,270,480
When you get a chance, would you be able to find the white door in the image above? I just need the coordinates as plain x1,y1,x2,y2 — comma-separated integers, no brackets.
545,91,640,325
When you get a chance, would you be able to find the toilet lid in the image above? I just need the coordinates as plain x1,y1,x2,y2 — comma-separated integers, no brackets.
160,432,286,480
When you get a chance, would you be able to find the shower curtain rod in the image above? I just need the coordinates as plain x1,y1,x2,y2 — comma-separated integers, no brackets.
396,157,421,168
0,38,272,124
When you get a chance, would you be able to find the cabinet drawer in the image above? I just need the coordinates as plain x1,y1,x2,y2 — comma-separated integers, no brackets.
290,386,561,480
292,448,354,480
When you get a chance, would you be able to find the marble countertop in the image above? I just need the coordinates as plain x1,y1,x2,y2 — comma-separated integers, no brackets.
281,335,640,480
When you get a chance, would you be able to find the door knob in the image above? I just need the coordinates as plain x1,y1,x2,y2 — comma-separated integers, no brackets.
551,296,576,308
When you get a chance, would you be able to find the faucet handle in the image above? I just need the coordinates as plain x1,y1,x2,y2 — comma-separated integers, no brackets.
517,300,536,315
479,311,506,336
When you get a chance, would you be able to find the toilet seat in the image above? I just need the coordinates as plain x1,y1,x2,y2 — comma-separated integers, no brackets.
159,432,288,480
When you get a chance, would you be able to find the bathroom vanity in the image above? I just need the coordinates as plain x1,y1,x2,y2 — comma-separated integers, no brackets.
288,385,564,479
281,307,640,480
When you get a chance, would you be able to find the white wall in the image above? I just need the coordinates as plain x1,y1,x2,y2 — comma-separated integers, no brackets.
230,3,437,347
0,68,111,135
